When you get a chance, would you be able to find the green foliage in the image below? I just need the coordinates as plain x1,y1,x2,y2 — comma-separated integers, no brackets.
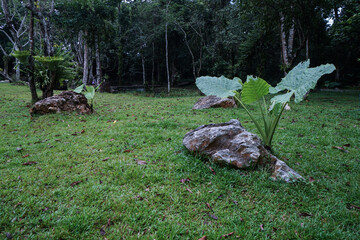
242,76,270,104
11,51,30,65
74,83,101,110
196,76,242,98
196,60,335,149
270,60,336,103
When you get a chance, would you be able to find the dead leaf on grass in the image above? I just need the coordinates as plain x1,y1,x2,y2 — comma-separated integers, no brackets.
332,146,349,153
299,212,313,217
260,224,264,231
180,178,191,183
136,160,147,165
209,214,218,220
22,161,37,165
309,177,315,183
102,157,110,162
198,236,207,240
22,154,30,158
70,180,83,187
209,167,216,175
222,232,235,238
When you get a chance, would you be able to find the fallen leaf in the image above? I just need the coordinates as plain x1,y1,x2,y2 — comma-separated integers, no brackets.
332,146,349,153
123,149,133,153
206,203,213,211
260,224,264,231
347,204,360,210
233,200,238,205
198,236,207,240
107,218,111,227
343,143,351,147
22,154,30,158
80,129,85,134
166,138,172,141
222,232,234,238
70,180,83,187
299,212,313,217
180,178,191,183
209,167,216,175
102,157,110,162
16,147,23,151
5,232,13,239
100,228,106,236
136,160,147,165
209,214,218,220
22,161,37,165
309,177,315,183
186,188,193,193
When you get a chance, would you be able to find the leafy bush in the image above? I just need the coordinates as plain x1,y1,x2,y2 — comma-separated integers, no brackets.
196,60,335,149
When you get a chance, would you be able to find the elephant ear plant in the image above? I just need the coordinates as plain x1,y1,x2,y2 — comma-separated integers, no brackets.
74,84,100,112
196,60,335,150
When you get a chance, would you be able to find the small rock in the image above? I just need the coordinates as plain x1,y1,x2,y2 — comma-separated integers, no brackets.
192,95,237,110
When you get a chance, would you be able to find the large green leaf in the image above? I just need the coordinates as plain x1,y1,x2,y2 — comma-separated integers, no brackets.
271,60,335,103
196,76,242,98
269,91,294,110
74,84,84,93
85,86,95,100
241,76,270,104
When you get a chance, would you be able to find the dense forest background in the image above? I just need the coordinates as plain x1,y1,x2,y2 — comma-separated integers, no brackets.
1,0,359,96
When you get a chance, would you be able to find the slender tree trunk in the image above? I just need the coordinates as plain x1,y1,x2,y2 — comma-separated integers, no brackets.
142,55,146,86
151,42,155,91
177,24,196,81
95,36,101,86
3,56,9,79
306,37,309,60
28,0,38,103
165,1,171,93
82,30,89,85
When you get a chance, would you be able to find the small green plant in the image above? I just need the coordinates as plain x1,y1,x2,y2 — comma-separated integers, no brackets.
74,83,101,111
196,60,335,150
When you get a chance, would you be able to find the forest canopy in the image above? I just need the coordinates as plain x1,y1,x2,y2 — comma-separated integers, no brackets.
1,0,359,96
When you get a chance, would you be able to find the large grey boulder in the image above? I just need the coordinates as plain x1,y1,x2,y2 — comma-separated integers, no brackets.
30,91,92,115
193,95,237,110
183,119,303,182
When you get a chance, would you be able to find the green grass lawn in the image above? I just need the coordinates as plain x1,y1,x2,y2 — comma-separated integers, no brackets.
0,83,359,239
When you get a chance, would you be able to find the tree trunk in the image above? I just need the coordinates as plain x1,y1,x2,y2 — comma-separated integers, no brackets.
165,1,171,93
279,13,295,74
83,30,89,85
151,42,155,91
28,0,38,103
142,55,146,86
95,35,101,86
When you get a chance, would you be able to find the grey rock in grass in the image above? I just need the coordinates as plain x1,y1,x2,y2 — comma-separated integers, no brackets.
192,95,237,110
30,91,92,115
183,119,303,183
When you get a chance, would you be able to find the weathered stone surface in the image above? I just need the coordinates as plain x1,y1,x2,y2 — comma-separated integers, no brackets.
30,91,92,115
183,119,303,182
192,95,237,110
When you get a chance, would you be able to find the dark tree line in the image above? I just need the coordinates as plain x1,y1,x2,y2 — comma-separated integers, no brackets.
1,0,359,100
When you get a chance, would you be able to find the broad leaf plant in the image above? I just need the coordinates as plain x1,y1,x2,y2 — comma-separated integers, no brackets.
196,60,335,150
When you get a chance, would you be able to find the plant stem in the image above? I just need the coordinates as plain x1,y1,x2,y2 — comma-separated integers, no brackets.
234,95,266,141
